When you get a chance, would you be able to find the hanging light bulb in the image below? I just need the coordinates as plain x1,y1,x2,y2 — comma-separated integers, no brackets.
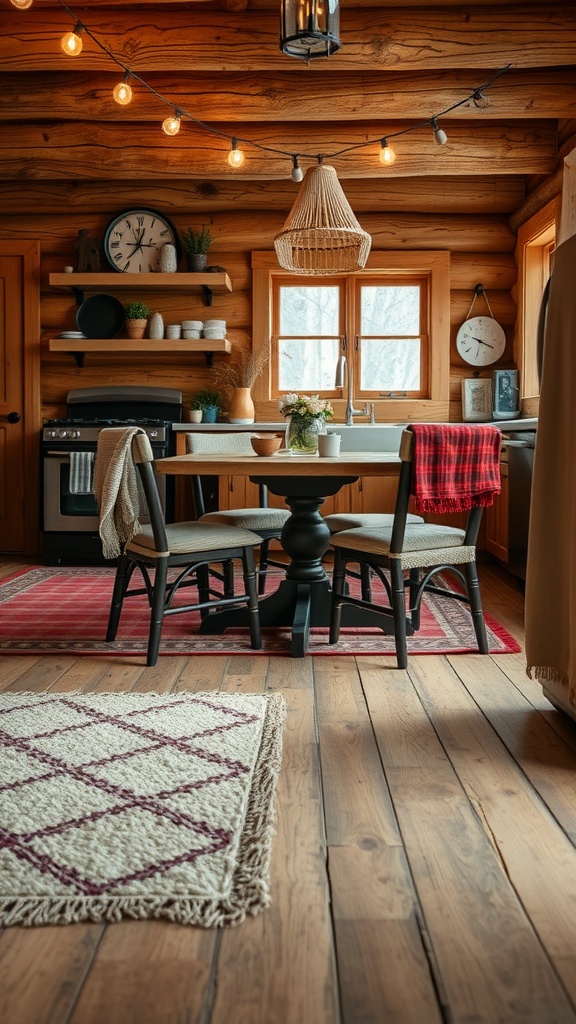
379,139,396,166
432,118,448,146
227,139,245,168
10,0,34,9
60,22,84,57
162,109,182,136
113,72,133,106
291,156,304,182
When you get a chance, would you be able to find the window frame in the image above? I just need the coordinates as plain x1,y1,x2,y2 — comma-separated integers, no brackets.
515,196,559,414
251,250,451,423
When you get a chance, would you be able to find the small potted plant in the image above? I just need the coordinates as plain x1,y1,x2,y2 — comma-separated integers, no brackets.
181,225,213,272
190,389,221,423
124,301,150,340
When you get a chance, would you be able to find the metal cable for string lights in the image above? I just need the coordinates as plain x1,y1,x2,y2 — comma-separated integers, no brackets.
274,163,372,274
280,0,341,60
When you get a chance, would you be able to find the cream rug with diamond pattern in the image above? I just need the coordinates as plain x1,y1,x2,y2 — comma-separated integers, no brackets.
0,690,286,928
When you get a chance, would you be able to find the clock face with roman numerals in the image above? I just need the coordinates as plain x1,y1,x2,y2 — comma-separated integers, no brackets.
456,315,506,367
104,208,181,273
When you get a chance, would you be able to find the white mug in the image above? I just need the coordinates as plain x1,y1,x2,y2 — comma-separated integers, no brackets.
318,432,341,457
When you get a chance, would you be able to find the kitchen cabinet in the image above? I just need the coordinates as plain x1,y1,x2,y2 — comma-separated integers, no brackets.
48,271,232,365
484,449,509,562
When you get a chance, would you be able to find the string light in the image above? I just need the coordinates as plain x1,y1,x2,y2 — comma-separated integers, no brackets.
60,21,84,57
379,139,397,166
291,156,304,182
432,118,448,146
11,0,510,172
228,139,245,168
162,109,182,136
113,71,133,106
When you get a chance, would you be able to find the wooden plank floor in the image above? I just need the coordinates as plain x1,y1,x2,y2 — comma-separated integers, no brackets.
2,557,576,1024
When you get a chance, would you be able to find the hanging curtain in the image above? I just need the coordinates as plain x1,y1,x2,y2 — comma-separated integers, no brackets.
525,230,576,711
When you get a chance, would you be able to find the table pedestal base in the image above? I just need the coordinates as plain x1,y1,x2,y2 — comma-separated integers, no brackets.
199,483,409,657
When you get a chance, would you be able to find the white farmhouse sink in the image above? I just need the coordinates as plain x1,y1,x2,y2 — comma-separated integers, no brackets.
329,423,408,453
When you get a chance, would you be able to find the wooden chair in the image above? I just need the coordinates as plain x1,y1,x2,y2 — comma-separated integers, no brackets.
323,510,425,601
100,429,262,666
329,425,501,668
186,431,289,594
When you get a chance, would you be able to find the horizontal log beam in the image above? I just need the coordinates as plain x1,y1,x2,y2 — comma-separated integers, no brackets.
0,69,573,122
2,7,575,72
0,121,556,179
2,210,517,253
0,177,526,214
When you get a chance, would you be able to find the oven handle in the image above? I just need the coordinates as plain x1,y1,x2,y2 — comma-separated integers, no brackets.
44,451,89,458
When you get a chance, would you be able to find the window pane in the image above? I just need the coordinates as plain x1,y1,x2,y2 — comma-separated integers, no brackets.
279,338,339,390
361,286,420,335
280,286,340,336
360,338,421,391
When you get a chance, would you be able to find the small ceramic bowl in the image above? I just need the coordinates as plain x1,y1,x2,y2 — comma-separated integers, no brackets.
251,433,283,457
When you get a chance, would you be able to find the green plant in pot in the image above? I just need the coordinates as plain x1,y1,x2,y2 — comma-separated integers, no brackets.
190,389,221,423
181,225,212,272
124,301,150,340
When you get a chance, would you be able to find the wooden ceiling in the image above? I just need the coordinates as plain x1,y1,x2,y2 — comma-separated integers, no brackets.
1,0,576,217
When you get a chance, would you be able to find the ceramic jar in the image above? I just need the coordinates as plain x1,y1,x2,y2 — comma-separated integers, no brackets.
148,311,164,340
159,244,178,273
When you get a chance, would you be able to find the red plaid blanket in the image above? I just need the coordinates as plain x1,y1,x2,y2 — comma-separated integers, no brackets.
410,424,502,514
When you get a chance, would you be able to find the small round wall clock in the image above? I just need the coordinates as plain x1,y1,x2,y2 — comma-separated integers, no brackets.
456,284,506,366
104,208,181,273
456,315,506,367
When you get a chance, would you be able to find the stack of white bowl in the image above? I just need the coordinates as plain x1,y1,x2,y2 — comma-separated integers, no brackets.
182,319,203,340
203,319,226,340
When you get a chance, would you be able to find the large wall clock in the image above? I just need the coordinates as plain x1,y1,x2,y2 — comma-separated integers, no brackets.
104,208,181,273
456,315,506,367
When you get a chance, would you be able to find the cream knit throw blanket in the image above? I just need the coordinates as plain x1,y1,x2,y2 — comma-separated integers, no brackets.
94,427,144,559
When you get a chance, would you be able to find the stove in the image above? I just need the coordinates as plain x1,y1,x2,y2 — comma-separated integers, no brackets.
41,386,182,564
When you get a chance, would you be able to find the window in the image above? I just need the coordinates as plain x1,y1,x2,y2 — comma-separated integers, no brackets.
252,251,450,422
516,197,558,408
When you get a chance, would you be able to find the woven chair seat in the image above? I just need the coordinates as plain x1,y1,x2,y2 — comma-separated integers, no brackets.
325,512,423,532
126,521,261,558
200,508,290,531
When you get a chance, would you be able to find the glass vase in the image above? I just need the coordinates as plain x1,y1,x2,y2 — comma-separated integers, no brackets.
286,415,326,454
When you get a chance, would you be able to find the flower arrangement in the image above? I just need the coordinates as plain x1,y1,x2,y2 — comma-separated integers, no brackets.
278,393,333,421
279,394,333,452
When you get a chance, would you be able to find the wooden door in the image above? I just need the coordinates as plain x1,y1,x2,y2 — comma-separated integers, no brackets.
0,242,41,554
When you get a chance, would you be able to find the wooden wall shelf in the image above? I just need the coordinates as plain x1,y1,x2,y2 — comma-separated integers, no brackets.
49,271,232,306
48,337,231,367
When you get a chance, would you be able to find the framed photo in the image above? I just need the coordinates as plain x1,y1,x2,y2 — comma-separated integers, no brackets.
492,369,520,419
461,378,493,422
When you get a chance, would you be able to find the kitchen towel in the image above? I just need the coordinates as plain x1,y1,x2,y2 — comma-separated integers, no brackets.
68,451,95,495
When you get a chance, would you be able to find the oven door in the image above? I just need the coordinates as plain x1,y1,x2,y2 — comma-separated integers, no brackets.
43,449,166,532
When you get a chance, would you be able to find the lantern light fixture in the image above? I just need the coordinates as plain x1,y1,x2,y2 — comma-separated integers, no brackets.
280,0,341,61
60,22,84,56
379,139,397,166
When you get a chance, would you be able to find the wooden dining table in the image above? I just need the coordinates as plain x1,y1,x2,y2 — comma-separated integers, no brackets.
156,450,402,657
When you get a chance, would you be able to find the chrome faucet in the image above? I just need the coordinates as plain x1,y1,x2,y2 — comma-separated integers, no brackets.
335,347,369,425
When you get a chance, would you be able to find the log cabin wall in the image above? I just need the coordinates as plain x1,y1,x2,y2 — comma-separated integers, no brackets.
1,0,575,424
2,186,522,422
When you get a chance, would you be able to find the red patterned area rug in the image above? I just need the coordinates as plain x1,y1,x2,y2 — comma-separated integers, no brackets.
0,689,286,927
0,567,520,657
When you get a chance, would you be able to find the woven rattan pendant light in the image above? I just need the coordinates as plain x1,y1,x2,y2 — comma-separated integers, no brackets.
274,164,372,275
